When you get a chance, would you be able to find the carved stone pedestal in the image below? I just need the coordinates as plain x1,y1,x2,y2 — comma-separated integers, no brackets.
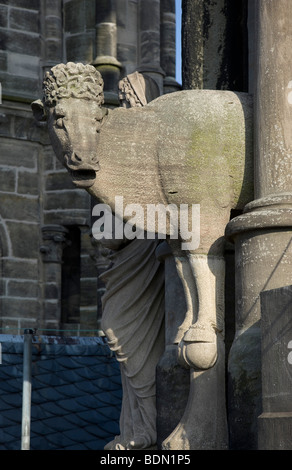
226,202,292,448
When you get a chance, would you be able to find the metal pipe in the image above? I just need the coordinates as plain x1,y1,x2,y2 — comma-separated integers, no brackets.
21,329,34,450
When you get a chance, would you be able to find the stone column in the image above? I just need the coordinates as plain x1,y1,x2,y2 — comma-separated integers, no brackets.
92,0,122,106
226,0,292,449
160,0,181,94
40,225,69,333
137,0,165,94
181,0,248,91
40,0,63,75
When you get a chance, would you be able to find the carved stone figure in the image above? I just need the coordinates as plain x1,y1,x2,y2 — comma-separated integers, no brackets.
98,72,164,450
99,237,165,449
32,62,253,449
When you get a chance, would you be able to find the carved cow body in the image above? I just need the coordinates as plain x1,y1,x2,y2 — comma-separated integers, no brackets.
32,63,253,449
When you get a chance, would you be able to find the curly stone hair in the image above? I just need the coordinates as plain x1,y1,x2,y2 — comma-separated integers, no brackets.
43,62,104,107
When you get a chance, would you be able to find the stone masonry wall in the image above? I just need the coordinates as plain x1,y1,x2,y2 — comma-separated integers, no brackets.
0,1,98,335
0,0,41,102
0,100,96,335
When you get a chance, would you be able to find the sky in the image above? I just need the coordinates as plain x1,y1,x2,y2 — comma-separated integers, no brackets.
175,0,182,84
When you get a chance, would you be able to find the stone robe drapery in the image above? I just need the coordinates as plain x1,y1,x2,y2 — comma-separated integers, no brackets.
100,238,165,449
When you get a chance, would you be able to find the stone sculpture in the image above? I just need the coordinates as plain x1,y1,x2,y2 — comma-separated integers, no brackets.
97,72,164,450
32,62,253,449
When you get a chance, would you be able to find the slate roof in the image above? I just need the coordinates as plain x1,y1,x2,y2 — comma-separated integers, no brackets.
0,334,122,450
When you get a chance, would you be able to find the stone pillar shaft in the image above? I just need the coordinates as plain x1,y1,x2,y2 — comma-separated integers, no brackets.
93,0,122,106
160,0,181,93
226,0,292,449
181,0,248,91
255,0,292,199
40,0,63,74
138,0,165,93
160,0,176,79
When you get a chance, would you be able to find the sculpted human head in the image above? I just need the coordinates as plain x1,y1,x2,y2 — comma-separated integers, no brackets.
32,62,107,188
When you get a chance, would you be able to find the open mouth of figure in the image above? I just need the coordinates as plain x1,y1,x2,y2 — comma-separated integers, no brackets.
69,169,97,188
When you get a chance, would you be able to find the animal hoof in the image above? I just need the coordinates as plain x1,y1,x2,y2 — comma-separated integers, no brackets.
178,340,217,370
177,323,218,370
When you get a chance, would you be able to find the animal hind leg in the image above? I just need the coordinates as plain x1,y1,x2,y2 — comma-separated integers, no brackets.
177,253,225,370
162,250,228,450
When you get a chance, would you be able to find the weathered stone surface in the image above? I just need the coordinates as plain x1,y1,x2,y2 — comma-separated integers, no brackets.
0,74,40,101
9,7,39,33
45,16,62,38
0,50,7,71
7,280,39,298
43,211,89,227
1,298,40,318
65,33,94,63
33,62,254,450
43,300,60,321
45,171,76,191
80,255,97,279
6,221,39,258
226,0,292,450
42,147,56,172
156,346,190,446
5,0,39,9
80,278,97,307
254,0,292,199
7,53,39,78
64,0,95,32
44,283,59,300
44,190,90,211
117,44,137,68
0,140,37,168
227,226,292,449
0,279,5,296
17,171,39,195
0,194,39,222
0,0,179,370
182,0,248,91
258,286,292,450
0,4,8,27
140,33,160,65
2,259,38,280
0,167,16,192
0,30,40,56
